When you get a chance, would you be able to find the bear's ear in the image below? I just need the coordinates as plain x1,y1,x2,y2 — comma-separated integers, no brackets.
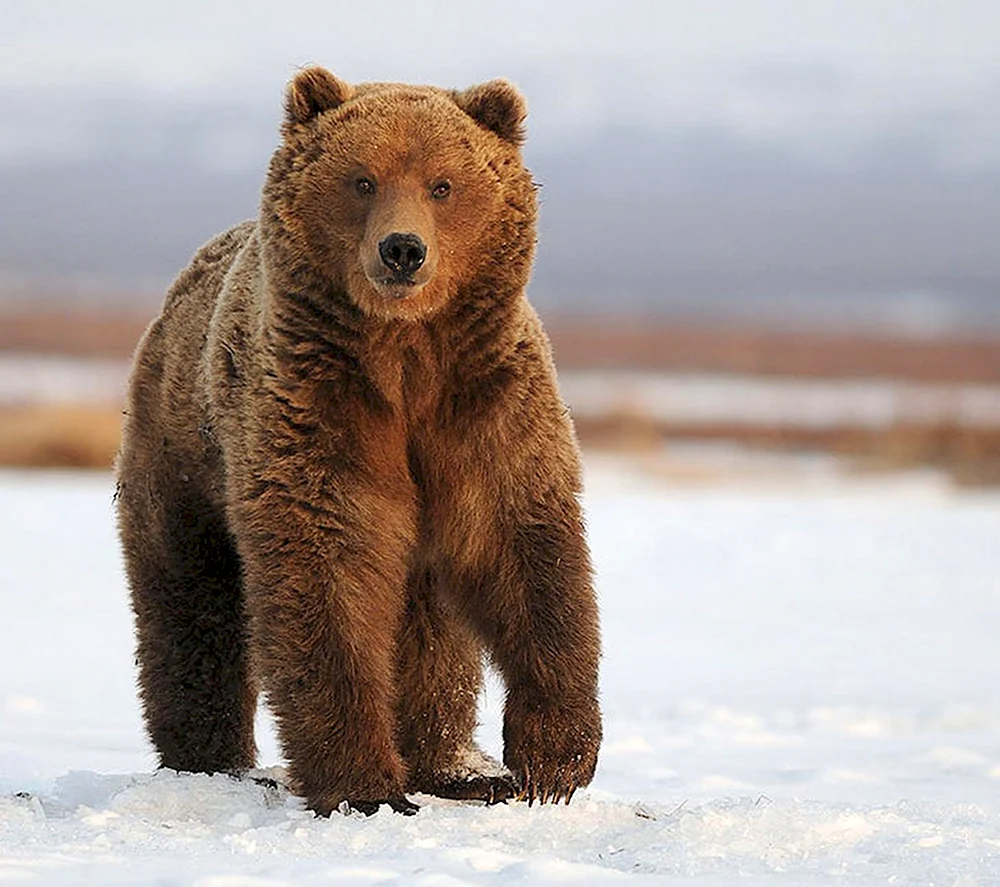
453,79,527,144
284,66,352,130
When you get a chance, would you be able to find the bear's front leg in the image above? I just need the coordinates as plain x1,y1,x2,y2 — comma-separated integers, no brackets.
496,508,602,805
454,468,602,805
231,477,417,817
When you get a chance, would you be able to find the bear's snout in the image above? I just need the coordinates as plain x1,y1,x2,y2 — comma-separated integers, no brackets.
379,233,426,281
359,220,439,312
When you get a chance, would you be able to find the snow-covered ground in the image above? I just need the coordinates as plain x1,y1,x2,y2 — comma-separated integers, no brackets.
2,462,1000,885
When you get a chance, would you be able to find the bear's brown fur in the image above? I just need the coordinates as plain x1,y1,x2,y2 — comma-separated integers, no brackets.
116,66,601,816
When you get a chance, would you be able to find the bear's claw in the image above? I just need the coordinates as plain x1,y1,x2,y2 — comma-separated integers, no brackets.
516,765,580,806
504,695,601,807
409,746,518,805
418,773,517,805
341,796,420,817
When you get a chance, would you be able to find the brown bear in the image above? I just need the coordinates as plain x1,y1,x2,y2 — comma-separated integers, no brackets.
115,66,601,817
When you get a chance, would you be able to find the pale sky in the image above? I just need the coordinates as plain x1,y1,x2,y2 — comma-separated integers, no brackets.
4,0,999,171
4,0,999,91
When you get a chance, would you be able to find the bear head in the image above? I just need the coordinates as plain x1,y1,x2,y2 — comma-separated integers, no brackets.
262,66,538,323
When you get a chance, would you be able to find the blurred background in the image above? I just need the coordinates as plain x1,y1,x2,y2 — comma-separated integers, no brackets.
2,0,999,486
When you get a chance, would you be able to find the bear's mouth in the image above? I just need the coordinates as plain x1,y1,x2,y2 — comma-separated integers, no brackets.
375,277,423,299
373,275,423,299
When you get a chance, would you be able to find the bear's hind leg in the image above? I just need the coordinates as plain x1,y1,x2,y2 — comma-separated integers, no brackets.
118,480,256,774
395,569,516,804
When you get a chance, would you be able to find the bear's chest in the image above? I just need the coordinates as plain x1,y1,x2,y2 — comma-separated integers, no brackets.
358,327,444,426
405,423,502,568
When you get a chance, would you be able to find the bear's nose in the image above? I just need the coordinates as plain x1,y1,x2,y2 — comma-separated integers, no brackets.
378,233,426,278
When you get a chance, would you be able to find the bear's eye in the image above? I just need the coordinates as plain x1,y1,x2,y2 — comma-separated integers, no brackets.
430,181,451,200
355,177,376,196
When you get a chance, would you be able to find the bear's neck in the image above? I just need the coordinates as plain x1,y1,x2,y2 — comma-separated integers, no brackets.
262,263,525,421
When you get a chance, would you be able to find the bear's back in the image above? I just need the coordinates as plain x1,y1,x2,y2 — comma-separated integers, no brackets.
134,220,255,389
120,221,257,496
162,221,256,317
